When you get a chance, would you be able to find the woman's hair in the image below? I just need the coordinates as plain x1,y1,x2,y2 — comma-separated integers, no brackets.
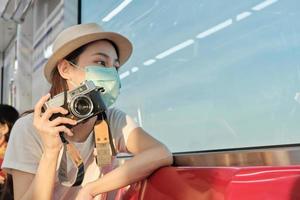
0,104,19,142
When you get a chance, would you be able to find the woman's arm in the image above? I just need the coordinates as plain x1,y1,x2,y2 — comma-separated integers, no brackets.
32,149,61,199
11,150,59,200
10,170,34,200
77,127,173,199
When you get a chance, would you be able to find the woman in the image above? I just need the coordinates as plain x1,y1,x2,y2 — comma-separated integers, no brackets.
2,23,173,200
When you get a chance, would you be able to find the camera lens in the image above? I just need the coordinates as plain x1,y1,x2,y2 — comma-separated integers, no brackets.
70,95,93,118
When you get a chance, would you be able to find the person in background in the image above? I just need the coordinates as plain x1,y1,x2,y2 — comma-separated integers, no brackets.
0,104,19,200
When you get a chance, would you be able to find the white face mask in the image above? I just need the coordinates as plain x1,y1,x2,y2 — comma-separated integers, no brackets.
69,62,121,108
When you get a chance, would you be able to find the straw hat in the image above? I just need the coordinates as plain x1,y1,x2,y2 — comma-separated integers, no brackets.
44,23,133,83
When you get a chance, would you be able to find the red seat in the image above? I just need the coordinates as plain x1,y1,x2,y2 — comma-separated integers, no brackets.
120,166,300,200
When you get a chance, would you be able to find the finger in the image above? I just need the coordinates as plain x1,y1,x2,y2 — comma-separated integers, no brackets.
34,93,51,119
55,126,74,137
49,117,77,127
42,107,68,121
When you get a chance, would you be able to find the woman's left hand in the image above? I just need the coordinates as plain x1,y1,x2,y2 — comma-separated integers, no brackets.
76,185,94,200
0,175,5,184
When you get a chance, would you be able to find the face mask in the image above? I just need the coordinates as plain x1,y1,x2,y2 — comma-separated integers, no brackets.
69,62,121,108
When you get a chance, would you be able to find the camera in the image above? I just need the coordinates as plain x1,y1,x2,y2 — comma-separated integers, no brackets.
43,80,106,123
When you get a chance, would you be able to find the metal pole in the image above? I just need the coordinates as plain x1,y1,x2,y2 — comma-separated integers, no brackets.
1,52,4,104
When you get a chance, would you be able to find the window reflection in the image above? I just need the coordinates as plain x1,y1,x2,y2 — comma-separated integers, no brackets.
82,0,300,152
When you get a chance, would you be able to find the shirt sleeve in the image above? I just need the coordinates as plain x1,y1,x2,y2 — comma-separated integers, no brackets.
107,108,140,153
1,114,43,174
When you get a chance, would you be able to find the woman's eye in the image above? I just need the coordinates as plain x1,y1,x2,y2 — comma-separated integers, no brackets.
96,61,106,66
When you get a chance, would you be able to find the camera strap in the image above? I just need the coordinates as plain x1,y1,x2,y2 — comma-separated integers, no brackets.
58,135,85,187
93,112,117,167
58,88,85,187
57,113,117,187
57,88,117,187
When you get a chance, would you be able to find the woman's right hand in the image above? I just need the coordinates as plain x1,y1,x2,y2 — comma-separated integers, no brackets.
33,93,77,154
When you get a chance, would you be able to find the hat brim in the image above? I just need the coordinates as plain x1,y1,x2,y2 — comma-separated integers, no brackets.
44,32,132,83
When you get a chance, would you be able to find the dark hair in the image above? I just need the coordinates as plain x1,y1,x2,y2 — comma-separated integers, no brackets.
0,104,19,142
0,105,18,200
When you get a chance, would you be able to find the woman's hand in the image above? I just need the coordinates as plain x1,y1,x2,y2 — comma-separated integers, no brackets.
76,184,94,200
33,93,77,154
0,175,5,184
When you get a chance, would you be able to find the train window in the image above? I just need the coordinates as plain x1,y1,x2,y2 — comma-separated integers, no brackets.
81,0,300,152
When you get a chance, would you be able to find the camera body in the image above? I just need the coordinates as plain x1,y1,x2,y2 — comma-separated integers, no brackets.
43,80,106,123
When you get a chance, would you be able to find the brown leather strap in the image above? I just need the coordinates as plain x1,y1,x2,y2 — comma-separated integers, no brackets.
66,142,83,166
94,118,110,144
58,134,85,187
57,113,116,187
57,87,84,187
94,117,116,167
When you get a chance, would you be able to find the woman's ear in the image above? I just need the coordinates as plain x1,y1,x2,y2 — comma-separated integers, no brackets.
57,59,73,80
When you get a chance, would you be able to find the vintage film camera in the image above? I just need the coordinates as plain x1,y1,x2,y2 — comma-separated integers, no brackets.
43,80,106,123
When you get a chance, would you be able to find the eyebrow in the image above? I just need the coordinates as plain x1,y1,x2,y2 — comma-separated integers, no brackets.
92,52,119,62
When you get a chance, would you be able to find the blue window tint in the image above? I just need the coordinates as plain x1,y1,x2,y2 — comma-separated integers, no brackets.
82,0,300,152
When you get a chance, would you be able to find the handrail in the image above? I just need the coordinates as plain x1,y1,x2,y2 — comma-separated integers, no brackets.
173,145,300,167
116,144,300,167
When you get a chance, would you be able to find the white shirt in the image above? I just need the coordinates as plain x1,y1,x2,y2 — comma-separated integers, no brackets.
2,107,139,199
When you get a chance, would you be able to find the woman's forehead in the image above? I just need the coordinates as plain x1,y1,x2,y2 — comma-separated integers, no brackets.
84,40,118,56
